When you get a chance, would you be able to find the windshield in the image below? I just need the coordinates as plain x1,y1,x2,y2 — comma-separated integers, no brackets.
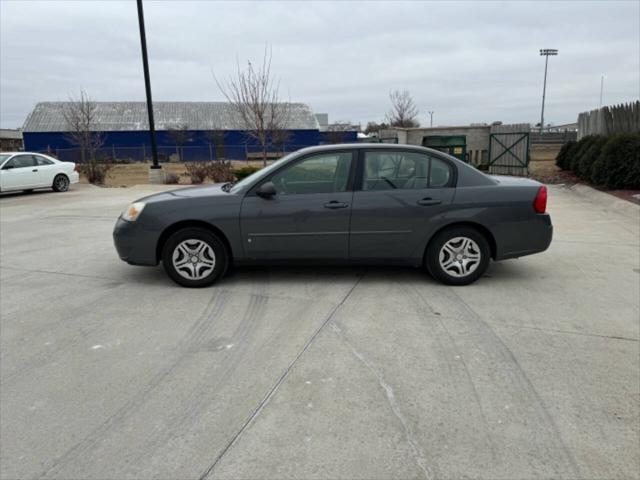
0,154,11,165
230,151,299,193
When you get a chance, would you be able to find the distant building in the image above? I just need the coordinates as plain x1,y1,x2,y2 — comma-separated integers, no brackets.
0,129,23,151
21,101,329,161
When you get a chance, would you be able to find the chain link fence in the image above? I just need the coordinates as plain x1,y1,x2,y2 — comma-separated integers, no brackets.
35,144,330,164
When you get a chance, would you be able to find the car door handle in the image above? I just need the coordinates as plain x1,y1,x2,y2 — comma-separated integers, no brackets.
417,198,442,206
324,201,349,209
32,169,38,172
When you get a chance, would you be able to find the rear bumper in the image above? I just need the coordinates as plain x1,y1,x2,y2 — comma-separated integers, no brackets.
113,217,159,266
494,214,553,260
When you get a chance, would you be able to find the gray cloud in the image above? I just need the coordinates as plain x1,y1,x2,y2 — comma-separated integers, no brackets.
1,0,638,128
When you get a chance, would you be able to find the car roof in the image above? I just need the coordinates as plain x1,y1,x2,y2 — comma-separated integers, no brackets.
0,152,49,155
297,143,440,154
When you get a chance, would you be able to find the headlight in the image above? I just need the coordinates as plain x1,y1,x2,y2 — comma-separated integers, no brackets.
122,202,146,222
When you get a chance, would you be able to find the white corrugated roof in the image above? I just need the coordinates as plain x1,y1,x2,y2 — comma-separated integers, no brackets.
23,101,319,132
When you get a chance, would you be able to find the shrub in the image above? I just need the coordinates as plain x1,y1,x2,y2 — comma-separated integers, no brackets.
207,160,235,183
78,160,112,185
184,162,209,184
163,172,180,184
183,161,235,184
555,140,577,170
575,135,607,180
568,136,599,173
590,133,640,189
234,166,262,180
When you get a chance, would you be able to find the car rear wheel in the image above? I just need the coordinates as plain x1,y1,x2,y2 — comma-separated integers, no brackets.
426,227,490,285
52,174,70,192
162,228,228,288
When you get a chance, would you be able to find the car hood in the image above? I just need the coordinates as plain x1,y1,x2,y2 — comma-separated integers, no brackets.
137,183,231,204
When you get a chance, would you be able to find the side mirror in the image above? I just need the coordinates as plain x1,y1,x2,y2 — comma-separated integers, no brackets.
256,181,276,198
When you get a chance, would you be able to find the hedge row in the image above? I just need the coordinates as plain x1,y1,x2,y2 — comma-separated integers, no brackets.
555,133,640,189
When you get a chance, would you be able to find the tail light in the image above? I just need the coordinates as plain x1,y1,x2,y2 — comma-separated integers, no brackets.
533,185,547,213
74,164,79,172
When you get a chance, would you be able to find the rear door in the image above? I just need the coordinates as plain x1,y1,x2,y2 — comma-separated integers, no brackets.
349,149,456,261
0,155,38,190
33,155,58,187
240,150,355,260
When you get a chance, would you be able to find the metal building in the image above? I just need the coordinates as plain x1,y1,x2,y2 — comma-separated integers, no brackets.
21,101,332,161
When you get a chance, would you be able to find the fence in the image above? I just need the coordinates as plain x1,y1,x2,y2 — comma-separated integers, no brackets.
487,123,530,176
38,144,320,164
577,101,640,140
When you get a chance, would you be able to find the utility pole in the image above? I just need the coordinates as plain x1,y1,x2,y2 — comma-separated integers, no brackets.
539,48,558,134
428,111,434,128
136,0,161,181
599,75,604,108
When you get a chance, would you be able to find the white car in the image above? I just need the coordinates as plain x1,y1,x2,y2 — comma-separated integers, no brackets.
0,152,79,193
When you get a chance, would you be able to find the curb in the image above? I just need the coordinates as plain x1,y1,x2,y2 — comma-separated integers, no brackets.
560,184,640,222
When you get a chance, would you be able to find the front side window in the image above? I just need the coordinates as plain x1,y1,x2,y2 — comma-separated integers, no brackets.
269,152,352,195
3,155,35,169
363,151,452,190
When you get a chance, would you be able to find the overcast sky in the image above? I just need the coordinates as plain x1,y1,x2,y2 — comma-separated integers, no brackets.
1,0,638,129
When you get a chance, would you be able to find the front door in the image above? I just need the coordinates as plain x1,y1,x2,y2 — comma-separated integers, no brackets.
240,151,355,260
349,149,455,261
0,155,38,190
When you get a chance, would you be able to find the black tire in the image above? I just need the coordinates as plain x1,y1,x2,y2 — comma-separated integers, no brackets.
162,228,228,288
52,174,70,192
426,226,491,286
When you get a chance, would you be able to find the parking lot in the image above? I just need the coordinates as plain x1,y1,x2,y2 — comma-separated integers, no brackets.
1,183,638,479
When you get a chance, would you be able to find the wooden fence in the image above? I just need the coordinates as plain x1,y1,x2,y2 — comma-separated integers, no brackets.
488,123,530,176
577,101,640,140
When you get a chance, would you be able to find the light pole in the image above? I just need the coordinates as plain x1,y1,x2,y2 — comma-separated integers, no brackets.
599,75,604,108
428,111,434,128
539,48,558,133
136,0,161,181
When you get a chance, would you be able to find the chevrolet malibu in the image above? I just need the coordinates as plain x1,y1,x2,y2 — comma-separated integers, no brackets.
113,144,552,287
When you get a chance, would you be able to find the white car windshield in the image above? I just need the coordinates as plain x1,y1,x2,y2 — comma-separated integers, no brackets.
0,154,11,165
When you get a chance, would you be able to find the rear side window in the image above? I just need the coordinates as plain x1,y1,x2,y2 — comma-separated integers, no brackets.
429,157,452,188
362,151,452,190
35,155,54,166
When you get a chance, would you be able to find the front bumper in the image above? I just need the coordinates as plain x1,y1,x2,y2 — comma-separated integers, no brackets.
113,216,158,266
69,172,80,184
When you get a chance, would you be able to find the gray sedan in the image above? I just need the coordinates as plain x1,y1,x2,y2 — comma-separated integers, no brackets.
113,144,552,287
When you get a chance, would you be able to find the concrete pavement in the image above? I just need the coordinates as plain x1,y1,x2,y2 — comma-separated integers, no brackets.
1,184,638,479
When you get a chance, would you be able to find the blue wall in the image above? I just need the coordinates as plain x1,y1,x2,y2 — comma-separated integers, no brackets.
23,129,324,161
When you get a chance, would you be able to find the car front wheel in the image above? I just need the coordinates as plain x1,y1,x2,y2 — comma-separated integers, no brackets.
426,227,490,285
162,228,228,288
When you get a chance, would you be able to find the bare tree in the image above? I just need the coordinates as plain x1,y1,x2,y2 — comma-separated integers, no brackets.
325,122,355,144
204,130,226,160
62,90,110,184
215,46,291,166
62,90,104,163
167,124,191,161
386,90,420,128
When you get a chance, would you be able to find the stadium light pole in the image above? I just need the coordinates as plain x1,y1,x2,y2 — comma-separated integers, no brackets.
428,111,434,128
539,48,558,133
136,0,161,177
